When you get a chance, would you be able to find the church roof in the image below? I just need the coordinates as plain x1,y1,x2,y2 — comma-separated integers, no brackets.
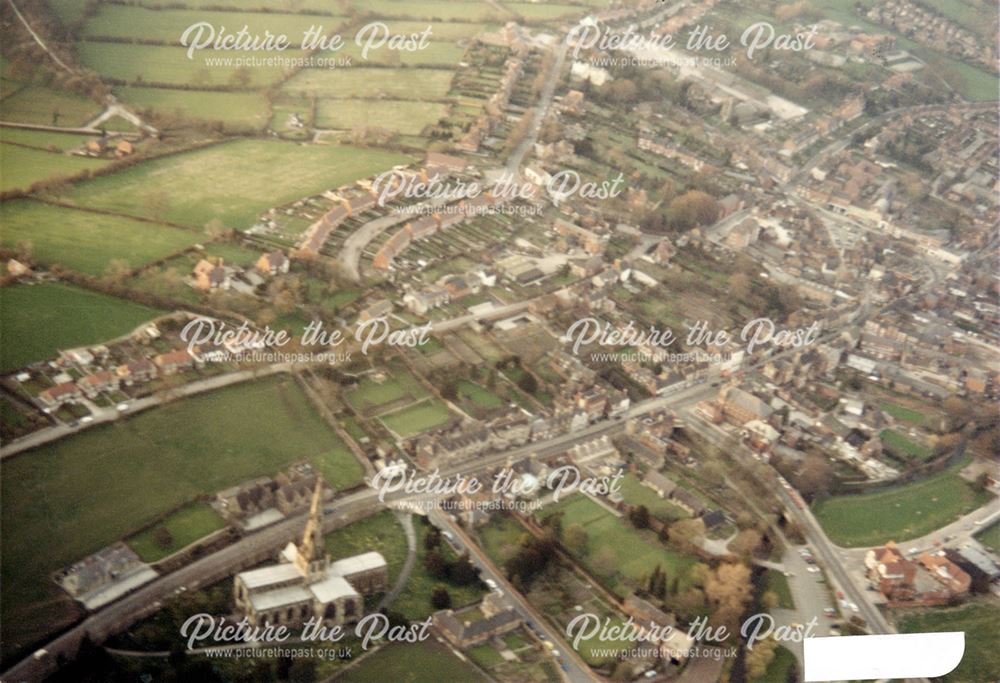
330,551,387,576
310,575,359,604
249,584,312,612
237,563,301,590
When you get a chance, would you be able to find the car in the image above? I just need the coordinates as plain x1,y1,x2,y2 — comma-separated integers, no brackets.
907,547,919,555
81,415,94,424
807,566,821,573
116,402,130,411
485,578,498,591
849,602,859,612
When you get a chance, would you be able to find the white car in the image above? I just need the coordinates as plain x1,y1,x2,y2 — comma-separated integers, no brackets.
849,602,859,612
807,566,821,573
485,578,498,591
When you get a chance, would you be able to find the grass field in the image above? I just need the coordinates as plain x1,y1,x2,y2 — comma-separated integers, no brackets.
126,502,226,562
66,139,409,228
812,460,994,547
116,87,271,129
282,68,454,100
0,200,201,276
0,281,162,371
880,400,926,425
541,495,698,597
0,143,109,192
344,0,504,20
0,85,100,126
380,399,452,437
0,128,92,151
315,99,448,134
457,379,503,409
340,642,487,682
974,521,1000,551
324,510,408,581
0,377,362,656
504,2,587,20
337,41,466,67
764,570,795,609
880,429,932,460
78,43,307,88
618,472,691,523
899,603,1000,683
83,6,343,42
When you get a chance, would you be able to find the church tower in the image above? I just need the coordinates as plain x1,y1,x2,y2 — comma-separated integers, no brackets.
294,477,329,579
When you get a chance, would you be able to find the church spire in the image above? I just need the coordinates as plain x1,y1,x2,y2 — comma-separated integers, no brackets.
295,476,326,577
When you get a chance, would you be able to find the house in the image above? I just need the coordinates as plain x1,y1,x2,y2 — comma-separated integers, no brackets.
78,371,119,397
865,542,916,601
193,259,229,290
256,250,289,276
433,592,521,648
116,359,157,384
642,471,678,499
917,552,971,596
718,386,774,426
154,349,194,375
357,299,393,323
38,382,81,408
115,140,134,158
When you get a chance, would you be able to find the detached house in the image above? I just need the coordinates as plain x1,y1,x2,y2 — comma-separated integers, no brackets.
256,250,289,276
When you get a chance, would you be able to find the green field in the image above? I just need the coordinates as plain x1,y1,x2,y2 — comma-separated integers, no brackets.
324,510,408,581
337,41,466,67
127,502,226,562
880,401,926,425
900,603,1000,683
764,570,795,609
315,99,449,135
116,87,271,129
282,68,454,100
340,642,487,682
618,472,691,523
812,461,994,547
0,281,162,371
457,379,503,409
750,644,797,683
380,399,452,437
974,521,1000,551
0,377,362,656
78,43,307,88
345,0,504,20
541,495,698,597
0,128,92,151
66,139,409,228
83,6,343,42
504,2,586,20
0,85,100,126
0,200,201,276
0,143,109,192
880,429,933,460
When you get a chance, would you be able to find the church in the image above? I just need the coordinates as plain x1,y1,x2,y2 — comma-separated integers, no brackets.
233,478,388,627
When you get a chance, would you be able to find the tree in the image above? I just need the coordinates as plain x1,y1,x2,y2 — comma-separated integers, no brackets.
440,381,458,401
424,549,449,580
668,518,706,553
563,523,588,554
430,585,452,610
517,372,539,395
629,505,651,529
704,563,754,632
745,637,778,679
729,529,763,559
103,258,132,285
666,190,720,231
794,455,833,500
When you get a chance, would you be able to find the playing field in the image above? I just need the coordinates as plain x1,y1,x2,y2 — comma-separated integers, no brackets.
0,143,109,192
0,200,201,276
78,43,308,88
315,99,448,134
126,502,226,562
0,376,363,655
282,68,454,100
341,642,487,682
116,87,271,129
812,461,994,547
66,139,409,228
380,399,452,437
541,495,698,597
0,281,162,372
899,603,1000,683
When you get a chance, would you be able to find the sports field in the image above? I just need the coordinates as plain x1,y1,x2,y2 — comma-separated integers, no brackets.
0,143,109,192
66,140,409,228
540,495,698,597
0,200,201,276
0,281,162,372
282,68,454,100
0,377,362,654
812,461,994,547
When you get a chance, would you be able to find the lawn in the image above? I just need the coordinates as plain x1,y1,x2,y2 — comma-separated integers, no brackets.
880,400,926,426
0,376,362,656
315,99,449,135
0,200,201,276
764,570,794,610
0,281,162,372
618,472,691,523
347,374,423,413
324,510,408,582
340,642,487,682
812,460,994,547
282,68,454,100
880,429,932,461
116,87,271,129
126,502,226,562
541,495,698,598
974,521,1000,552
457,379,503,409
0,143,110,191
380,399,452,437
899,603,1000,683
66,139,409,229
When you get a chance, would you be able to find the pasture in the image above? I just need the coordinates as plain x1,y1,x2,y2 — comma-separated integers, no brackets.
812,460,994,547
116,87,271,129
0,377,362,656
66,139,409,228
0,200,201,276
315,99,448,134
0,85,100,126
0,281,162,372
282,68,454,100
0,143,108,192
